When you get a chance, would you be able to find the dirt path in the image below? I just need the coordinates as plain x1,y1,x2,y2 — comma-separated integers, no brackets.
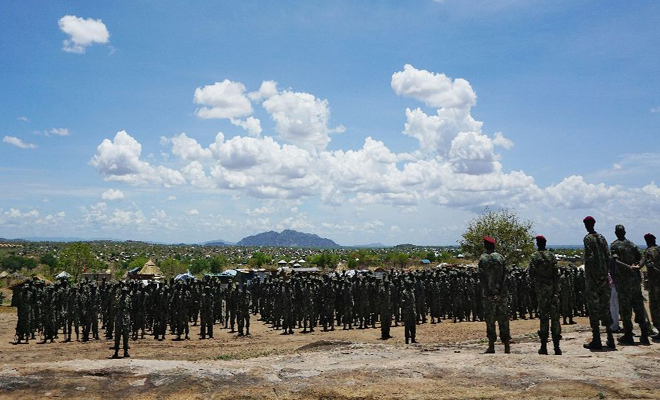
1,309,658,399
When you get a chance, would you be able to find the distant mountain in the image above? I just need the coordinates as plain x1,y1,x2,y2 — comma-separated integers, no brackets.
351,243,389,248
237,229,340,248
203,239,235,246
18,236,87,242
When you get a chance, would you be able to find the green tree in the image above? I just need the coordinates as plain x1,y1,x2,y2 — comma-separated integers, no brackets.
128,257,148,272
160,257,186,279
209,255,228,273
190,258,210,275
1,255,38,272
460,208,534,267
310,252,339,269
386,252,408,268
248,252,272,268
40,253,58,275
58,242,99,281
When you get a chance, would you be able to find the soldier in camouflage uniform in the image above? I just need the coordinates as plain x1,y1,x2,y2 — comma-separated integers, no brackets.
112,285,131,359
402,280,417,344
559,269,575,325
64,286,79,342
610,225,653,345
479,236,511,354
14,285,32,344
342,279,354,330
529,235,562,355
379,279,393,340
640,233,660,341
237,285,251,336
200,285,214,339
582,216,616,350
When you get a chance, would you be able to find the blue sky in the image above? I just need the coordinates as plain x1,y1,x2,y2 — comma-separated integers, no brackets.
1,0,659,245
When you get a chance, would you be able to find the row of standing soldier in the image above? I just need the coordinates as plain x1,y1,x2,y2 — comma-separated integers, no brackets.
13,221,659,357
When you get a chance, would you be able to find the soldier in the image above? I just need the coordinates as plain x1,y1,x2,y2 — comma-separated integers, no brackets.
200,285,214,339
237,285,251,336
402,279,417,344
610,225,653,345
379,279,393,340
14,285,32,344
529,235,562,355
64,286,79,342
582,216,616,350
479,236,511,354
342,279,354,330
639,233,660,340
560,269,575,325
112,285,131,359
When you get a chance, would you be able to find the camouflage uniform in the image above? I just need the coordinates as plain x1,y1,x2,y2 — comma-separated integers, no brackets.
529,249,562,354
641,244,660,334
112,287,131,358
478,251,511,348
402,283,416,344
611,237,653,341
583,232,613,329
237,286,251,336
379,281,392,340
200,286,214,339
583,229,615,349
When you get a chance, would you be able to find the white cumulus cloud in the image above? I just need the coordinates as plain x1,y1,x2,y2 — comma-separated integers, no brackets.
262,87,340,152
392,64,476,109
101,189,124,201
90,130,185,186
58,15,110,54
194,80,253,119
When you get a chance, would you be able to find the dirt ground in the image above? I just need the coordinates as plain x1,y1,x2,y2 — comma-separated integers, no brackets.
0,306,659,399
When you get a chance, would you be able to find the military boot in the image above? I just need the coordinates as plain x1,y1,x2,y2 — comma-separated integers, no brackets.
606,330,616,349
503,340,511,354
538,339,548,355
617,331,635,345
552,336,562,355
123,350,130,358
583,329,602,350
111,349,120,359
485,340,495,354
639,335,651,345
569,317,576,325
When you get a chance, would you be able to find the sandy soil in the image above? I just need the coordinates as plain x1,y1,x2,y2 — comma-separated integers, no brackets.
0,307,658,399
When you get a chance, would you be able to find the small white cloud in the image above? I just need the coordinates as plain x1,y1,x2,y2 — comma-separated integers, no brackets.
17,116,29,123
194,80,253,119
166,195,177,201
392,64,477,109
492,132,514,150
651,106,660,114
101,189,124,201
186,209,199,216
3,136,37,149
613,163,622,170
58,15,110,54
48,128,70,136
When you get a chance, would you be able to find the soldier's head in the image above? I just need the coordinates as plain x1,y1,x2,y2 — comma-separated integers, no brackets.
644,233,656,247
535,235,547,251
615,224,626,240
483,236,496,253
583,216,596,232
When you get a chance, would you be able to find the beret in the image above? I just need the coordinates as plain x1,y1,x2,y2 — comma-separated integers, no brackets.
483,236,496,245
